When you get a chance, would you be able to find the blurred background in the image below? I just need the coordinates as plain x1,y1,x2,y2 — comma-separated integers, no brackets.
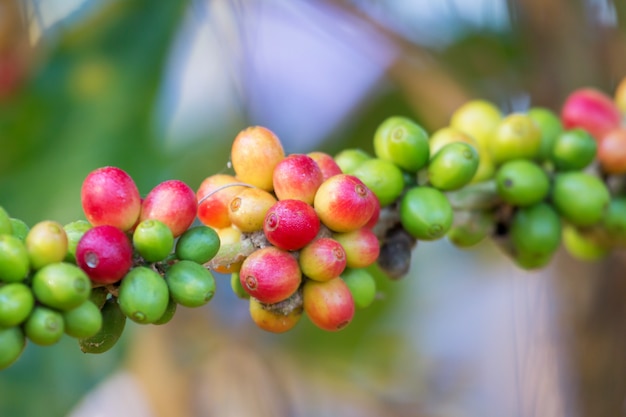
1,0,625,416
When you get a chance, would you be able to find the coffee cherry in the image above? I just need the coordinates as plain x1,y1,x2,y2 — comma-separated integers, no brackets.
63,300,103,339
64,220,92,263
551,128,597,171
239,246,301,304
272,154,324,204
527,107,563,162
133,219,174,262
0,206,11,235
561,88,621,141
79,297,127,354
299,237,347,282
153,298,177,325
615,75,626,112
231,126,285,191
230,272,249,299
76,225,133,285
400,186,453,241
32,262,91,311
341,268,376,309
333,228,380,269
249,297,302,333
603,197,626,246
118,266,169,324
562,225,610,261
9,218,28,242
449,99,502,147
26,220,68,270
140,180,197,238
0,327,25,370
175,226,220,264
0,234,29,282
212,226,243,274
373,116,430,172
351,158,405,207
24,306,65,346
165,260,216,308
303,277,355,332
597,127,626,174
308,151,342,180
81,166,141,231
428,142,479,191
509,203,561,268
196,174,247,229
333,148,371,174
552,172,610,227
488,113,541,165
495,160,550,206
446,210,494,248
429,126,478,155
0,283,34,327
228,187,277,233
264,199,320,251
314,174,376,232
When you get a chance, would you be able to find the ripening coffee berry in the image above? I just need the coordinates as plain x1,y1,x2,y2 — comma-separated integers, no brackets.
24,306,65,346
495,160,550,206
561,88,621,141
81,166,141,231
196,174,247,229
341,268,377,309
450,99,502,147
551,172,610,227
428,142,479,191
0,234,30,282
25,220,68,270
333,148,371,174
165,260,216,308
373,116,430,173
212,226,243,274
333,228,380,269
118,266,169,324
76,225,133,285
264,199,320,251
64,220,92,263
175,226,220,264
527,107,563,162
303,277,355,332
597,128,626,174
228,187,277,232
140,180,197,237
488,113,541,164
249,297,302,333
239,246,301,304
0,327,25,370
308,151,342,180
562,225,610,261
32,262,91,311
299,237,347,282
273,154,324,204
351,158,405,207
63,300,103,339
314,174,377,233
446,210,494,248
133,219,174,262
0,283,34,327
231,126,285,191
400,186,453,241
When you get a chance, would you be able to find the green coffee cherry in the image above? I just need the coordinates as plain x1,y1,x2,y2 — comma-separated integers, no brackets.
488,113,541,165
63,300,103,339
133,219,174,262
334,149,371,174
551,128,597,171
9,218,29,242
400,186,453,241
351,158,405,206
153,298,177,325
527,107,563,162
0,206,12,236
0,283,35,327
428,142,479,191
373,116,430,172
24,306,65,346
495,160,550,206
562,225,610,261
447,210,494,248
165,260,216,308
552,172,610,227
32,262,91,311
0,234,30,282
230,272,249,299
0,327,26,370
341,268,376,309
79,297,127,354
175,226,220,264
510,203,561,265
64,220,92,263
603,197,626,246
118,267,169,324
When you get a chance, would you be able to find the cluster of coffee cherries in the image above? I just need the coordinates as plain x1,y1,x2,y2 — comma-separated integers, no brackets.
0,168,221,370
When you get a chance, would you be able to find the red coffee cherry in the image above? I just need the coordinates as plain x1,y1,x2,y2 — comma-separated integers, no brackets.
303,277,355,332
75,225,133,285
308,151,342,180
333,228,380,269
273,154,324,204
299,237,347,282
264,199,320,251
140,180,197,237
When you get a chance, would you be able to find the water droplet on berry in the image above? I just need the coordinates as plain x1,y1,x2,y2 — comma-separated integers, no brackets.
85,251,99,268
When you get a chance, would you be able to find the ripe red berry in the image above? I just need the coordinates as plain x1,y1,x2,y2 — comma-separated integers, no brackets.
333,228,380,269
264,199,320,251
299,237,347,282
81,166,141,231
561,88,621,141
75,225,133,285
140,180,197,237
239,246,302,304
196,174,247,229
308,151,342,180
272,154,324,204
303,277,355,332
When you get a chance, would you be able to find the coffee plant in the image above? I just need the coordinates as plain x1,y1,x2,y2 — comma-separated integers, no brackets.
1,78,626,371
